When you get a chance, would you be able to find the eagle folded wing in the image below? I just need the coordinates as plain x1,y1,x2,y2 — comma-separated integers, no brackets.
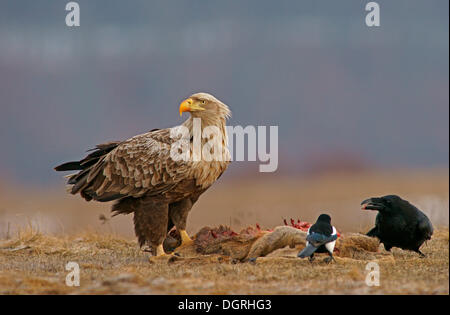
66,129,191,202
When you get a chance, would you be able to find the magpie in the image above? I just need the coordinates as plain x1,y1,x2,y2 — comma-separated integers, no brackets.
298,214,338,263
362,195,433,257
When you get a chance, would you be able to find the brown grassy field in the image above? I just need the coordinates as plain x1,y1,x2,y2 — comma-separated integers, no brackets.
0,170,448,294
0,227,448,294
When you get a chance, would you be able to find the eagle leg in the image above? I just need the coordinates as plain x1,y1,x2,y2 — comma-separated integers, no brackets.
134,198,171,258
179,229,194,246
169,198,195,248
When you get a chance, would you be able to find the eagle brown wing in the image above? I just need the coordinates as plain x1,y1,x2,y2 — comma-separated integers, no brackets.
56,128,191,202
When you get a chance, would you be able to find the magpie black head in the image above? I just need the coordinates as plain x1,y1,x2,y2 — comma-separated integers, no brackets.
361,195,408,213
316,214,332,224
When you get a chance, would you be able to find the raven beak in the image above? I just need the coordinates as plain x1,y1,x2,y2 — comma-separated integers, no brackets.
361,198,385,211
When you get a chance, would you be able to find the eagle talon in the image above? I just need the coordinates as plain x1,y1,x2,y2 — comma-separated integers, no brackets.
149,244,174,262
178,230,194,248
172,230,195,256
149,254,174,263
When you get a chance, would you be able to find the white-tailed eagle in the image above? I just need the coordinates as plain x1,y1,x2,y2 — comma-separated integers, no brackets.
55,93,231,257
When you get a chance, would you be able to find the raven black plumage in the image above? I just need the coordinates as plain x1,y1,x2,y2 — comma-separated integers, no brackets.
298,214,338,263
362,195,433,257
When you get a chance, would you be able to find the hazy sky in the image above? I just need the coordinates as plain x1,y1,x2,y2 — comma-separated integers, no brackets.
0,1,448,185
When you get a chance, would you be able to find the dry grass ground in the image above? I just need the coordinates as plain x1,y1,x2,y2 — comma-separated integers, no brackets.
0,170,448,294
0,226,448,295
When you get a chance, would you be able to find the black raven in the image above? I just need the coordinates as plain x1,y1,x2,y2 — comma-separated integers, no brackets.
298,214,338,263
361,195,433,257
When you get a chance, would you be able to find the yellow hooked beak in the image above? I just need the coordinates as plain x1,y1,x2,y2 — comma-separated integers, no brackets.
179,98,205,116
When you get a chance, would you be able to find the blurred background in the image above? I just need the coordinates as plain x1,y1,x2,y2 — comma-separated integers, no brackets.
0,1,448,237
